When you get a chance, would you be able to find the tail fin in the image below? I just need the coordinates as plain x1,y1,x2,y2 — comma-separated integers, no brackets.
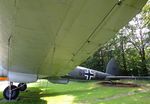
106,58,119,76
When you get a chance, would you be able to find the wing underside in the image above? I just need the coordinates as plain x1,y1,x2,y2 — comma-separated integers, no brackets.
0,0,148,77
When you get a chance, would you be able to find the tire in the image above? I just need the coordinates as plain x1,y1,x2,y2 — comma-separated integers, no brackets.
18,83,27,91
3,85,20,100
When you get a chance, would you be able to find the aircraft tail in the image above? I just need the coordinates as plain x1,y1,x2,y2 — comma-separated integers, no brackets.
106,58,119,76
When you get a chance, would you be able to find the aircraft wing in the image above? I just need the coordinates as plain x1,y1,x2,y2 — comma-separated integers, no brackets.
106,76,150,80
0,0,147,78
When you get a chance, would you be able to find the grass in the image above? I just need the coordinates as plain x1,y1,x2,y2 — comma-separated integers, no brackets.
0,80,150,104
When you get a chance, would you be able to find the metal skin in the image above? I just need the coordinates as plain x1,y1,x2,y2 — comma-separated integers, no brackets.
67,66,150,81
65,58,150,81
67,66,110,80
66,58,119,80
0,0,148,80
0,0,148,101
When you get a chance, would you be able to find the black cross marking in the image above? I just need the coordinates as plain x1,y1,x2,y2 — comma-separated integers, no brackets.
84,69,95,80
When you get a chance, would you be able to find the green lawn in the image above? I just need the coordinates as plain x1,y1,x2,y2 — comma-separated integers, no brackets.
0,80,149,104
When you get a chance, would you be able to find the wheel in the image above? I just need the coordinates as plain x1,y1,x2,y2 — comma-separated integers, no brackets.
18,83,27,91
3,85,20,100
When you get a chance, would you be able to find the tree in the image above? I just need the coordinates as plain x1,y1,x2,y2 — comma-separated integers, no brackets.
81,1,150,76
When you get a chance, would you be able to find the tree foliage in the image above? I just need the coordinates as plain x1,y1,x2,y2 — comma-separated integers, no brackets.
81,1,150,76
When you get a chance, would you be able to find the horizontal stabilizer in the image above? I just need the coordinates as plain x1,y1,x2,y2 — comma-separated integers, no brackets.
106,76,150,80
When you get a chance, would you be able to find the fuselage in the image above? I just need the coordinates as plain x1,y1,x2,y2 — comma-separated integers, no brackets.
0,0,147,83
68,66,111,80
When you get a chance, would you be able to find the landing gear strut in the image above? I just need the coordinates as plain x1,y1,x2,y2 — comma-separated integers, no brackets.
3,82,19,100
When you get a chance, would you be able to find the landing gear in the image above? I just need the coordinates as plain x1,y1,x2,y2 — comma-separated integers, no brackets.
3,82,28,100
18,83,27,91
3,84,19,100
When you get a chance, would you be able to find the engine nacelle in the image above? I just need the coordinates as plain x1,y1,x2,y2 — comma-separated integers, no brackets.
8,71,38,83
48,77,69,84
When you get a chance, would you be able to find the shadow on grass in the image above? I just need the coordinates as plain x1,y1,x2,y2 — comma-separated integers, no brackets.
0,88,47,104
1,81,148,104
23,87,98,96
0,86,99,104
